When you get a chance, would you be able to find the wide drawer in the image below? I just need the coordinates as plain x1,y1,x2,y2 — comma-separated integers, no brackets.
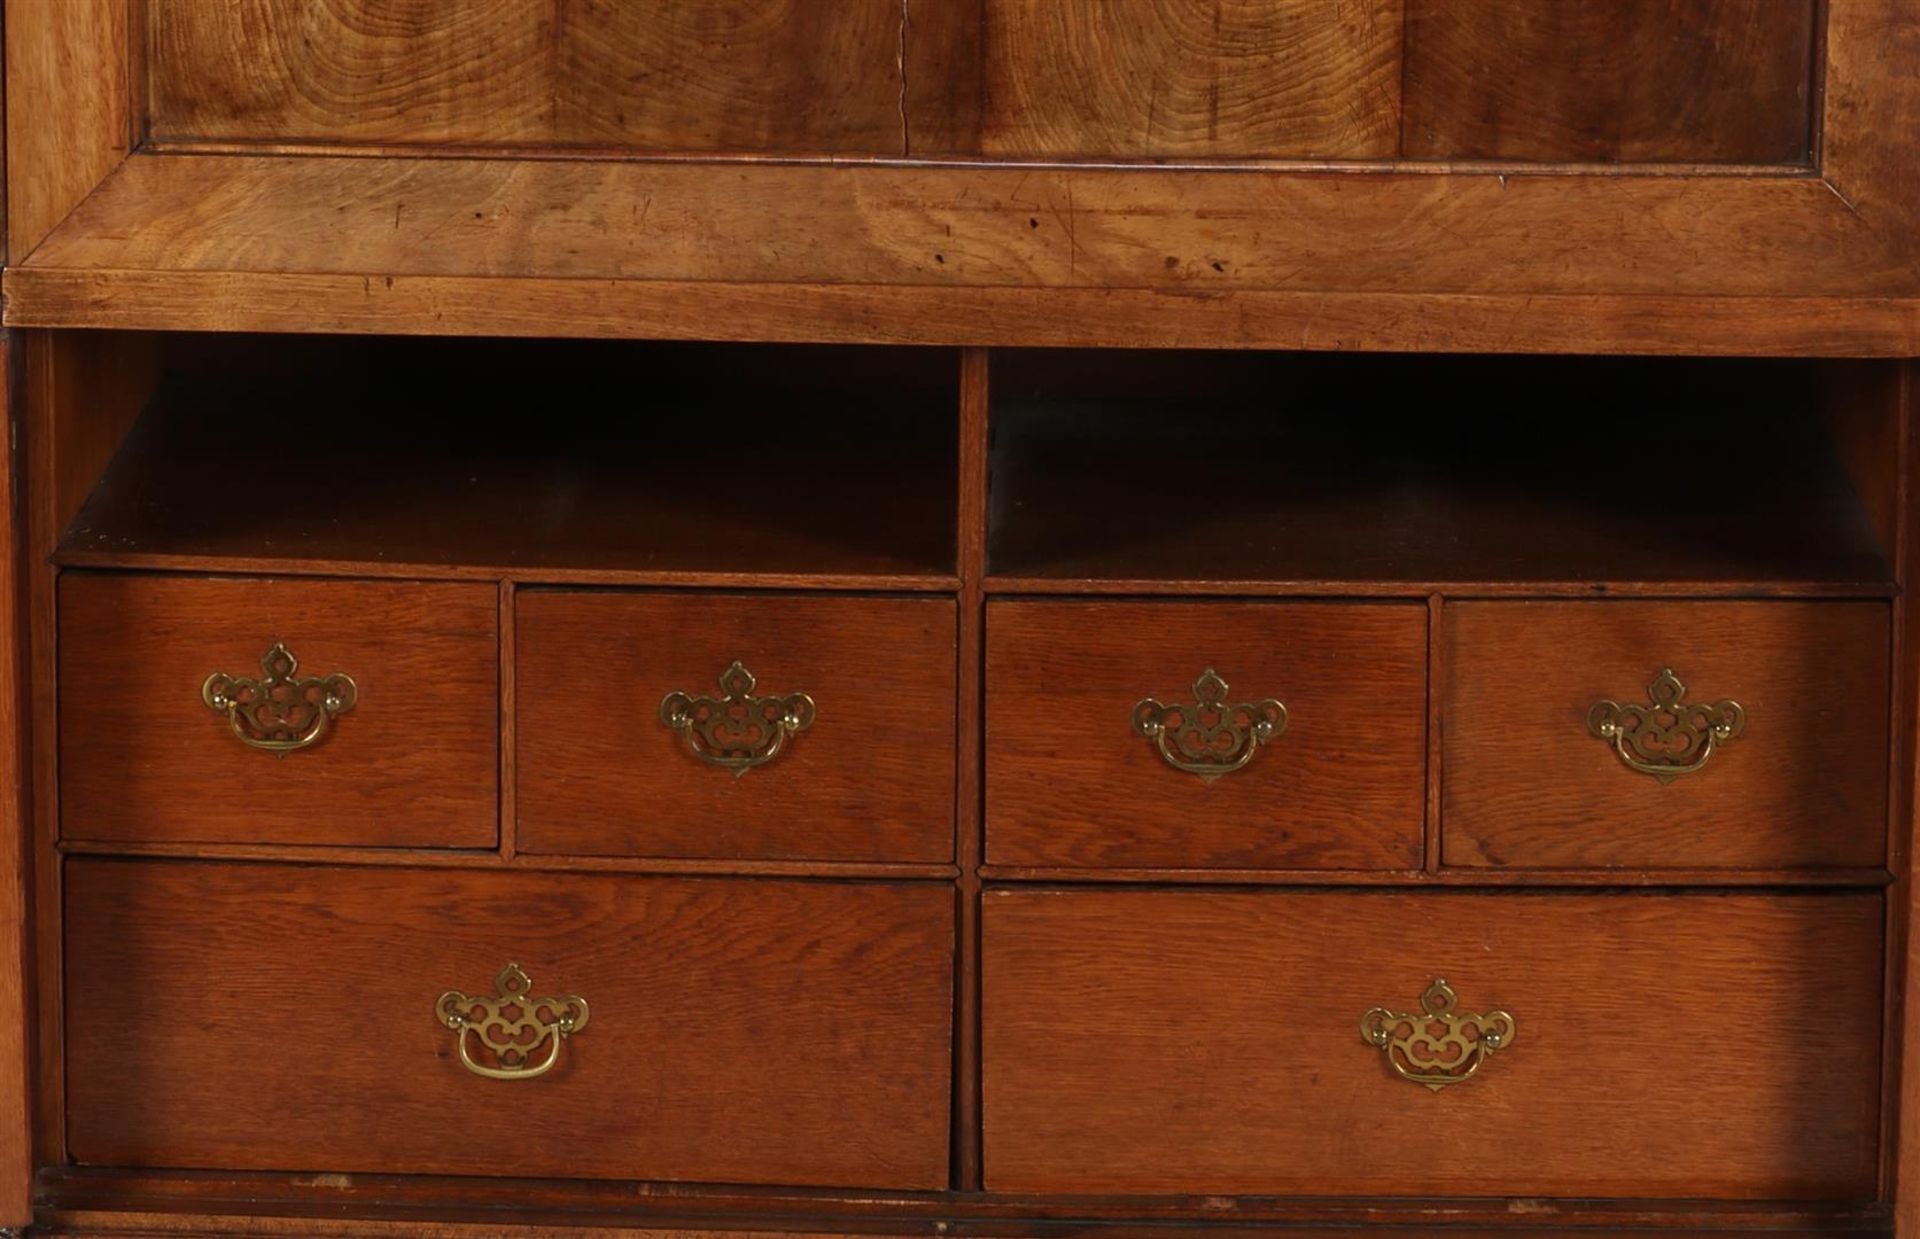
1442,601,1890,869
986,601,1426,868
65,859,954,1188
516,591,956,862
983,888,1880,1198
59,573,498,848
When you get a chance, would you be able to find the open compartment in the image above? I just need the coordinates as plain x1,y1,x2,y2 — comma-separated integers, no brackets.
986,351,1898,593
52,335,961,586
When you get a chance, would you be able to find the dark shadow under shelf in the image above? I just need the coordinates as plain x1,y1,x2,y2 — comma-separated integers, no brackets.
986,352,1894,595
57,337,960,587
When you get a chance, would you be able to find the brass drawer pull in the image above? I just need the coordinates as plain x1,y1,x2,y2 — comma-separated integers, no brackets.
437,964,590,1081
1362,978,1514,1092
660,660,816,776
201,642,357,756
1132,667,1286,784
1587,667,1745,783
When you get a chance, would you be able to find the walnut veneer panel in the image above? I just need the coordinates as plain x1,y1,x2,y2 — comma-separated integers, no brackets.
913,0,1402,158
1403,0,1818,163
58,574,497,849
66,861,954,1188
516,592,956,863
986,601,1425,869
147,0,908,154
983,888,1881,1197
1442,601,1889,870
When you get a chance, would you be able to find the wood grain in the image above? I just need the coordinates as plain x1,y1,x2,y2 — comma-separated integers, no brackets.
146,0,555,146
985,601,1425,869
3,0,132,258
515,592,956,863
64,860,954,1188
22,1165,1894,1233
13,271,1920,357
20,153,1908,297
0,338,30,1228
147,0,908,154
915,0,1401,158
59,574,498,848
1442,601,1890,870
1403,0,1818,164
982,888,1883,1197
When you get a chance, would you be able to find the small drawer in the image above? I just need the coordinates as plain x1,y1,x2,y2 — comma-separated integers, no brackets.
515,591,955,862
983,888,1880,1197
1442,601,1889,870
986,601,1425,869
59,573,498,848
66,859,954,1188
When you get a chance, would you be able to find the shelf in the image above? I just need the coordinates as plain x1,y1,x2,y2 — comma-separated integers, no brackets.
55,336,959,587
7,152,1920,354
986,352,1895,595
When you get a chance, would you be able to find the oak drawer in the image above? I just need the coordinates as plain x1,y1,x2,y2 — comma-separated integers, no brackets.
516,591,956,862
1442,601,1890,870
985,601,1425,869
59,573,498,848
983,888,1880,1198
66,860,954,1188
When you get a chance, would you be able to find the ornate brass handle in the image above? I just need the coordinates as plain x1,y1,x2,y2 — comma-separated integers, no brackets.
1587,667,1745,783
437,964,589,1081
1362,978,1515,1092
1132,667,1286,784
660,660,815,777
201,642,357,756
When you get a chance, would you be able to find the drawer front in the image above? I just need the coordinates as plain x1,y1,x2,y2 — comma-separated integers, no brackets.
986,601,1425,869
516,591,956,862
66,860,954,1188
59,574,498,848
983,888,1880,1198
1443,601,1889,869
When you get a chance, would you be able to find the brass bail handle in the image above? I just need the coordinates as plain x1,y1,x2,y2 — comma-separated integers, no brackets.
437,964,590,1082
201,641,358,756
1588,667,1745,783
660,660,816,776
1361,978,1516,1092
1132,667,1287,783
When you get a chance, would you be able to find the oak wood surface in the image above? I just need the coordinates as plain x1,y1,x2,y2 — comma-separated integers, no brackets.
515,592,956,863
1442,601,1890,870
3,0,132,259
148,0,908,156
58,574,498,848
64,860,954,1188
982,887,1883,1198
1402,0,1818,164
20,154,1905,297
985,601,1425,870
914,0,1402,159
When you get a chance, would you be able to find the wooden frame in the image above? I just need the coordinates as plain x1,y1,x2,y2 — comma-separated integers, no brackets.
3,2,1920,1235
0,0,1916,353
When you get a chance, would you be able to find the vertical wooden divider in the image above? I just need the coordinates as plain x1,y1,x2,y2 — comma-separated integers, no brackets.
1424,593,1443,873
24,331,64,1175
953,346,989,1191
0,334,34,1227
1893,360,1920,1231
499,579,517,861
